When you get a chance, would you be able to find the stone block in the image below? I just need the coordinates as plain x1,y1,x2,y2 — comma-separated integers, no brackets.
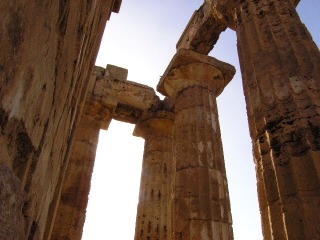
104,64,128,80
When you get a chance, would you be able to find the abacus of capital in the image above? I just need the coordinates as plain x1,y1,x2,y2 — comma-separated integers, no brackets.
0,1,319,240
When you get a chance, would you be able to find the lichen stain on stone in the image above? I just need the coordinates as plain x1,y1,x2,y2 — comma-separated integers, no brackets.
211,112,217,132
0,108,9,130
57,0,70,36
198,141,204,153
0,165,25,239
3,117,35,170
200,225,210,240
14,130,35,169
7,4,25,51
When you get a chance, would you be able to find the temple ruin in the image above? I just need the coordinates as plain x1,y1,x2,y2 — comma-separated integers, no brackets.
0,0,319,240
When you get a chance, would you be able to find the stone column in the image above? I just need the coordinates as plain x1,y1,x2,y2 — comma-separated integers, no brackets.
0,1,121,239
133,109,174,240
233,1,320,239
157,49,236,240
50,95,115,240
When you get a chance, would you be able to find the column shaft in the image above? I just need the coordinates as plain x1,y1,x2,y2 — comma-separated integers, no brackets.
50,115,100,240
50,96,113,240
235,0,320,239
134,111,174,240
157,49,235,240
173,85,232,240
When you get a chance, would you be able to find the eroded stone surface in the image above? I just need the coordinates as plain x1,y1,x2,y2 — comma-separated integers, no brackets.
157,48,235,98
104,64,128,80
234,1,320,239
177,1,227,54
204,0,301,29
1,1,318,239
159,49,235,239
93,65,160,123
51,64,162,240
134,108,174,240
50,99,114,240
0,1,120,239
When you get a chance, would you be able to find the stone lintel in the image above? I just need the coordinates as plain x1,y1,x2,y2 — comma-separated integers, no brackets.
92,66,160,124
157,48,235,98
95,77,159,110
133,110,174,139
176,2,227,55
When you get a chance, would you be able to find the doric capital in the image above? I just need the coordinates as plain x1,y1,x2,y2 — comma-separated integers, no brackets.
133,110,174,139
157,49,235,98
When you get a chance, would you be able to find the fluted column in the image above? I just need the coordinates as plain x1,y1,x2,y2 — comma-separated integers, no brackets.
234,0,320,239
50,95,115,240
133,109,174,240
157,49,236,240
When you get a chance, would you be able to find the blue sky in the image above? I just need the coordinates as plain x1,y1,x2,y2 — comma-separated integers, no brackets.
83,1,320,239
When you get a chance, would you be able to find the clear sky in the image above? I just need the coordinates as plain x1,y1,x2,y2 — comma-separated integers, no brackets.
82,1,320,239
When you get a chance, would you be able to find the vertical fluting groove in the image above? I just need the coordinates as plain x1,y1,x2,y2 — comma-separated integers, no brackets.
160,137,165,240
194,87,203,237
170,131,176,240
148,135,158,239
237,9,275,239
200,86,213,239
201,87,214,239
155,137,161,239
235,0,320,239
162,135,173,240
204,88,217,237
203,87,218,239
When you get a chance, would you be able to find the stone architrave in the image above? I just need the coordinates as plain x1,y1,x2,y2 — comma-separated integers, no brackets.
133,109,174,240
158,48,235,240
230,1,320,239
50,95,116,240
176,1,227,55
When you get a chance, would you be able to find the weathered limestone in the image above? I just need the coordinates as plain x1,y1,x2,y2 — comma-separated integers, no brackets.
232,1,320,239
177,1,227,54
133,106,174,240
1,1,317,239
0,1,121,239
50,95,115,240
48,64,161,239
93,65,161,123
158,49,235,239
49,64,160,239
204,0,301,29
